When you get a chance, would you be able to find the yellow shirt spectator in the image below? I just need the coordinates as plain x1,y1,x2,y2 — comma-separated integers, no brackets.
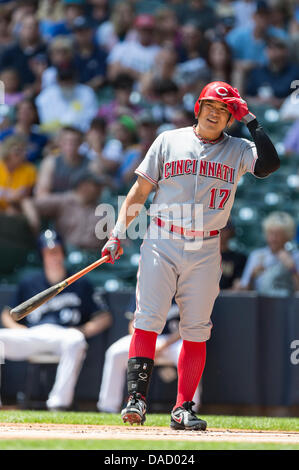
0,135,37,212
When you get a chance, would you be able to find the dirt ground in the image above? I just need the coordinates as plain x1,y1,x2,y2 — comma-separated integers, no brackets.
0,422,298,443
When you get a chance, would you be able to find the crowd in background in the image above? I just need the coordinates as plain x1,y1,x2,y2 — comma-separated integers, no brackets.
0,0,299,294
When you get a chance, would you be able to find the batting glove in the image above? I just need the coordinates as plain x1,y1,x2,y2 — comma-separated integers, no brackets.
102,235,122,264
221,88,256,124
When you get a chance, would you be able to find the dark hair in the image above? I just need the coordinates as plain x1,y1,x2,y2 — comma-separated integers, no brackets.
16,97,39,124
60,126,83,138
89,117,107,133
153,78,179,96
206,39,233,83
112,73,134,90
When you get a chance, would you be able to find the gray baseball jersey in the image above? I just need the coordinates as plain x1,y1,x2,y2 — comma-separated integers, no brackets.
133,126,258,342
135,126,258,230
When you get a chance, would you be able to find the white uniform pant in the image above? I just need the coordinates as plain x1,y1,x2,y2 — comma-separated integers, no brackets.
0,324,87,409
97,334,201,413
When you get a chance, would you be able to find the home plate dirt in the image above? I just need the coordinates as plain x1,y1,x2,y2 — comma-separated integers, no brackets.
0,423,298,443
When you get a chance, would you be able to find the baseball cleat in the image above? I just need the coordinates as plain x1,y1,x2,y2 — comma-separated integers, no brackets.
170,401,207,431
121,392,147,425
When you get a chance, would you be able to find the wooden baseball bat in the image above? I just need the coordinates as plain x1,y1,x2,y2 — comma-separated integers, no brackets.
9,252,116,321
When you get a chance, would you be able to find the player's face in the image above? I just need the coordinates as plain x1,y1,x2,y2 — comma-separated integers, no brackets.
198,100,231,134
42,246,65,271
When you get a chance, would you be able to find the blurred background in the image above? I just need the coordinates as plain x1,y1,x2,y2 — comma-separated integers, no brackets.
0,0,299,417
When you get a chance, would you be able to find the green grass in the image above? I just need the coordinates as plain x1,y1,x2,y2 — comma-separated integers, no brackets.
0,410,299,432
0,439,299,450
1,410,299,451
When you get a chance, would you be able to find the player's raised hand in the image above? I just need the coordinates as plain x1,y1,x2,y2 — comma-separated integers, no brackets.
102,235,123,264
221,88,255,123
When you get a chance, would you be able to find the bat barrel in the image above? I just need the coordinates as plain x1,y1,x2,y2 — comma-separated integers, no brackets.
10,281,68,321
9,254,112,322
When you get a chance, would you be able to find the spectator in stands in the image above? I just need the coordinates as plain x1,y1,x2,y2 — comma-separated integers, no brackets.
8,0,38,35
283,119,299,155
214,0,235,27
151,78,183,124
0,229,112,411
206,39,234,86
111,115,141,189
36,63,98,133
270,3,291,34
154,7,181,48
174,0,217,33
175,21,210,94
23,170,107,251
0,10,13,54
89,0,109,28
289,3,299,64
62,0,86,30
72,16,107,91
116,110,159,188
97,73,141,125
237,212,299,295
137,110,160,159
35,126,89,196
219,220,247,290
41,35,74,89
95,1,135,53
0,14,47,90
97,299,201,413
0,98,48,163
81,117,121,177
245,36,299,108
177,20,207,63
226,1,288,71
231,0,256,29
37,0,68,40
140,46,178,100
0,134,36,214
107,14,161,82
0,68,24,107
171,108,195,129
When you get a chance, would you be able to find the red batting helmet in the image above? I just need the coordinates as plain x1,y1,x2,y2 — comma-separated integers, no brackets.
194,81,237,118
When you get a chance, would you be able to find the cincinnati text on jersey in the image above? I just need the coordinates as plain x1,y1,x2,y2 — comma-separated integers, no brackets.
163,159,235,183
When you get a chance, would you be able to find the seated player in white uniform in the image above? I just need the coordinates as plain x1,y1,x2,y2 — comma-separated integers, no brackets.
0,230,112,411
97,299,201,414
101,81,280,430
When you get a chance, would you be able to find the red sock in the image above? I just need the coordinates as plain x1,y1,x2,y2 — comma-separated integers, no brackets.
129,328,158,360
175,340,206,409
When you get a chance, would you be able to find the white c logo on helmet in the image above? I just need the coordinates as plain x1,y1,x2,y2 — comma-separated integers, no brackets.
215,86,228,97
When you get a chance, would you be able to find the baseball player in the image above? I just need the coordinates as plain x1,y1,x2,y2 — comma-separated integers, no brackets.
0,230,111,410
101,81,280,430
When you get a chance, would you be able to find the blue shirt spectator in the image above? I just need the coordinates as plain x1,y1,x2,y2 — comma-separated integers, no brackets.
226,1,288,65
0,15,47,89
226,24,288,65
0,98,48,163
0,127,48,163
72,16,107,88
245,36,299,107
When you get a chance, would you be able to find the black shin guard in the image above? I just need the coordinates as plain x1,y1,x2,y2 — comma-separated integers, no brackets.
127,357,154,398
